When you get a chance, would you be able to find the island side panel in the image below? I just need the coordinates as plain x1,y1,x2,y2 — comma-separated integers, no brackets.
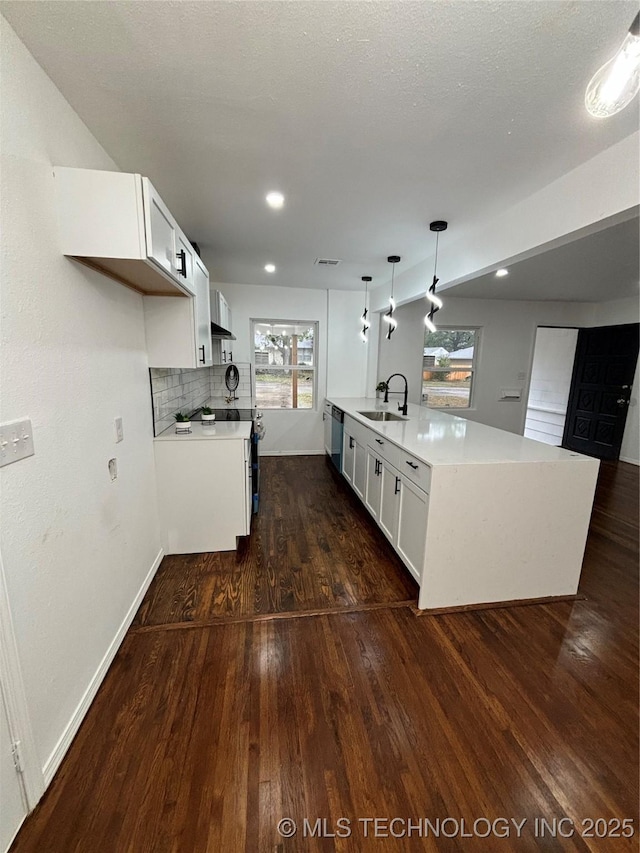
418,458,599,610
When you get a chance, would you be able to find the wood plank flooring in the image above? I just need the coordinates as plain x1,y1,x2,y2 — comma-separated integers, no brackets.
11,458,638,852
132,456,418,628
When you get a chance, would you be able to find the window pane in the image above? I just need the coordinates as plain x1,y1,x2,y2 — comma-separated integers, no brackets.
254,323,315,367
423,329,476,408
255,368,314,409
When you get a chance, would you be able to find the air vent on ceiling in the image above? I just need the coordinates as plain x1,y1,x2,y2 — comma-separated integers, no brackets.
314,258,342,266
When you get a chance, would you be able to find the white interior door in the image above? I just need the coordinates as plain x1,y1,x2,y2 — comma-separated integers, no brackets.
1,683,27,852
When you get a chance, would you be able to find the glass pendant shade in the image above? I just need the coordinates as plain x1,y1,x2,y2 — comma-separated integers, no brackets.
585,13,640,118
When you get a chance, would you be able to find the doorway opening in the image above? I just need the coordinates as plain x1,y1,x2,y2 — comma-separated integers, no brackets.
525,327,579,446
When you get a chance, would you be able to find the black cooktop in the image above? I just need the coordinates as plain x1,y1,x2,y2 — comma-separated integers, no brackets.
191,407,256,422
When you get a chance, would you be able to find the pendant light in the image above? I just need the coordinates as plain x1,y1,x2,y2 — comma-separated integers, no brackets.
383,255,400,340
585,12,640,118
360,276,372,342
424,221,447,333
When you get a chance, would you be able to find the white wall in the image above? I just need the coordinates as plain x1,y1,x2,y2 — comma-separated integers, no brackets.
377,296,592,434
0,17,161,787
524,328,579,445
207,282,370,454
327,290,368,399
211,282,328,454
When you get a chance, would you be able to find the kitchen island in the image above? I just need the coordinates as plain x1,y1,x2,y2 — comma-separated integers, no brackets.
328,397,600,611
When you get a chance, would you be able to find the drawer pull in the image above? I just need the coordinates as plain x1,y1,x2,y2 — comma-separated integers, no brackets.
406,461,419,470
394,476,400,494
375,438,384,445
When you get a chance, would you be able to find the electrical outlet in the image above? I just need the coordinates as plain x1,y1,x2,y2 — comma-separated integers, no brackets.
0,419,35,468
115,417,124,443
108,458,118,481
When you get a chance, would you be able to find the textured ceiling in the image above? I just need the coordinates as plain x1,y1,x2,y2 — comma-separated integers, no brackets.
2,0,639,296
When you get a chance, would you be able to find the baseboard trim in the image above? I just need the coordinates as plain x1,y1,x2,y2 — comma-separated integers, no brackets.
415,592,584,616
260,450,326,456
619,455,639,466
42,547,164,786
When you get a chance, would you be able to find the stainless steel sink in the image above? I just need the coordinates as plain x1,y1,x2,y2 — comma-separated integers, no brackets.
358,410,406,422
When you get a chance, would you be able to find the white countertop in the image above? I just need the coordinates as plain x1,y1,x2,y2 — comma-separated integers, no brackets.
155,421,252,442
327,397,594,467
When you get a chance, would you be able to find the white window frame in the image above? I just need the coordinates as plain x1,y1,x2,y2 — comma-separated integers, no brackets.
251,318,318,411
422,327,481,410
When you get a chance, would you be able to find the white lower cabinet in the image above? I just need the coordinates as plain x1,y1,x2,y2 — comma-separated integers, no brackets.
353,439,367,501
342,414,430,585
343,428,355,484
154,436,250,554
379,459,401,543
396,476,429,582
365,448,382,520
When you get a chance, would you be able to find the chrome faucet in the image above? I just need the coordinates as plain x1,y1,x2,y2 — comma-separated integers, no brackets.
384,373,409,416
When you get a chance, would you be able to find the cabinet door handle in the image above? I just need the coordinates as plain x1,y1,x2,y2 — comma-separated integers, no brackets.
394,476,400,494
406,461,419,470
349,437,354,449
176,249,187,277
222,351,227,363
228,351,233,362
199,345,205,364
375,438,384,445
376,460,382,476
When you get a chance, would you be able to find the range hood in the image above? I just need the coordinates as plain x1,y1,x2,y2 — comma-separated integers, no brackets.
211,322,236,339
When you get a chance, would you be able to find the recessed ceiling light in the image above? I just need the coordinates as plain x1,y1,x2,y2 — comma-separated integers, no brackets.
265,192,284,209
495,268,509,277
264,263,276,273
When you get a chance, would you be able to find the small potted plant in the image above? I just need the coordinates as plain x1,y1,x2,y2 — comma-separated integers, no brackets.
376,381,388,400
174,412,191,433
201,406,216,422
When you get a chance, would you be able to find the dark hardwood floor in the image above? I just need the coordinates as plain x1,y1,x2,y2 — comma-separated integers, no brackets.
11,458,638,852
132,457,418,629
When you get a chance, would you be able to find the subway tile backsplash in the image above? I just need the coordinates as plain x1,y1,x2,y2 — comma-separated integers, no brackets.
150,363,253,435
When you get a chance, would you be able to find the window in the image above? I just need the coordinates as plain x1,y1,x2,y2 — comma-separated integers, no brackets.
422,328,478,408
252,320,317,409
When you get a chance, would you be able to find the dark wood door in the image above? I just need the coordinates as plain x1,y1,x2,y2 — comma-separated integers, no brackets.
562,323,639,460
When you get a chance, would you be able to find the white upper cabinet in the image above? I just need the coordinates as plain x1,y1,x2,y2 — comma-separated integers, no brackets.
54,167,195,297
144,254,212,369
193,256,212,367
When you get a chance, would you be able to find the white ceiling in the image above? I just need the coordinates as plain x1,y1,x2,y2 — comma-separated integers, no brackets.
2,0,639,297
445,214,640,302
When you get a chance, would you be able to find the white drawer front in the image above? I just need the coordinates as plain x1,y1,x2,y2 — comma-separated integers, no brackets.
398,451,431,493
367,433,401,469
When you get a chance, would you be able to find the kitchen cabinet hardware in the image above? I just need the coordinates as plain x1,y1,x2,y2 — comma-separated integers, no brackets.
349,436,355,449
176,249,187,277
395,476,400,494
376,438,384,445
406,461,419,470
199,345,205,364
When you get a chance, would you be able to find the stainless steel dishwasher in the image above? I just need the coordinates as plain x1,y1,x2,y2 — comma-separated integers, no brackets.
330,405,344,472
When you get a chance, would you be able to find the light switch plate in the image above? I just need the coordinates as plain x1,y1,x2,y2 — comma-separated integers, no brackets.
115,417,124,443
0,419,35,468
